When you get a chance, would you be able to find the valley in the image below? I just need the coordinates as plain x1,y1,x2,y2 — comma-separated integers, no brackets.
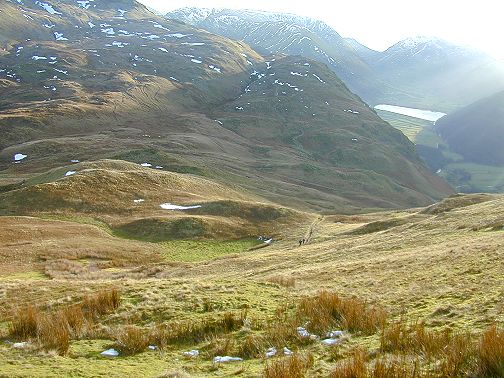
0,1,503,377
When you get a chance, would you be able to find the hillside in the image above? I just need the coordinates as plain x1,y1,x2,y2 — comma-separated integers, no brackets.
0,0,452,212
0,192,503,376
355,36,504,110
166,7,504,111
436,90,504,165
165,7,388,104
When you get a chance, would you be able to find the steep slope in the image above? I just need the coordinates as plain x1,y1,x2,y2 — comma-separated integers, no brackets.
362,36,504,110
165,7,387,104
435,90,504,165
166,9,504,111
0,0,452,212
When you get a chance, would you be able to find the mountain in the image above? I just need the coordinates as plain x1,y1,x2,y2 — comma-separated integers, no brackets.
436,90,504,165
357,36,504,110
165,7,388,104
166,8,504,111
0,0,452,213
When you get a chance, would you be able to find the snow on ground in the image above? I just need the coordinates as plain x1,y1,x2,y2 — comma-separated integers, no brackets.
133,199,145,204
111,41,129,48
13,153,27,161
32,56,47,60
35,1,61,15
312,73,325,83
158,47,168,53
160,203,202,210
149,21,170,31
183,350,199,357
101,28,115,35
191,59,202,64
181,42,205,46
53,32,68,41
344,109,359,114
166,33,191,38
76,1,93,9
141,163,152,167
208,65,221,73
65,171,76,176
213,356,242,363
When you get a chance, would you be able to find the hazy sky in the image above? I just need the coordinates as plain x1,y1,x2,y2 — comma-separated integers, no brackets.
138,0,504,60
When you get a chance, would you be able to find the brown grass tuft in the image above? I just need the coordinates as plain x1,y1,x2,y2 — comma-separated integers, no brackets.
61,304,88,337
37,312,70,355
329,348,368,378
264,353,314,378
476,324,504,377
83,288,121,318
237,334,268,359
438,332,474,377
115,325,150,355
380,320,455,358
151,311,245,347
298,290,386,335
266,275,296,288
371,358,421,378
9,305,40,339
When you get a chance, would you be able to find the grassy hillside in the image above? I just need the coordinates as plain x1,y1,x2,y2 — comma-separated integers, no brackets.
436,90,504,165
0,1,452,213
0,160,309,242
377,109,504,193
0,193,503,376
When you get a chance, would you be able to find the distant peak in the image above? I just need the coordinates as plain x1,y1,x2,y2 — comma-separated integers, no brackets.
400,36,441,48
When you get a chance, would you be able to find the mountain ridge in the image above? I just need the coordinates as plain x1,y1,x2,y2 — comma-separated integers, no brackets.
167,7,504,111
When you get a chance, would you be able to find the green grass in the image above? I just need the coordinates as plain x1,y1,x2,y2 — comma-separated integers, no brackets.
375,110,442,147
440,163,504,193
160,239,262,262
378,110,504,193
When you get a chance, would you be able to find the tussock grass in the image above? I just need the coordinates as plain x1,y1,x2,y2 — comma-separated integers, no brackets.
8,289,121,355
9,305,39,339
61,304,88,337
329,348,368,378
151,311,245,347
370,358,421,378
266,275,296,288
114,325,150,355
380,319,471,360
37,312,70,355
298,290,386,335
264,353,314,378
477,324,504,377
82,288,121,318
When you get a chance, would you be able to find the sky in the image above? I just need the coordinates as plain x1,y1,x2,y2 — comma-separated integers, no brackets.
138,0,504,61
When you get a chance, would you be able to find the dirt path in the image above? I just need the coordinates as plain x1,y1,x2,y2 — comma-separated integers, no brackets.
303,215,324,244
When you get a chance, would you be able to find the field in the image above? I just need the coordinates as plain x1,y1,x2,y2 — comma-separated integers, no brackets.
0,188,503,377
377,110,504,194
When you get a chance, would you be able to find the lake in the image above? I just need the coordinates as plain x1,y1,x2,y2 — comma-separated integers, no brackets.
374,104,447,122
